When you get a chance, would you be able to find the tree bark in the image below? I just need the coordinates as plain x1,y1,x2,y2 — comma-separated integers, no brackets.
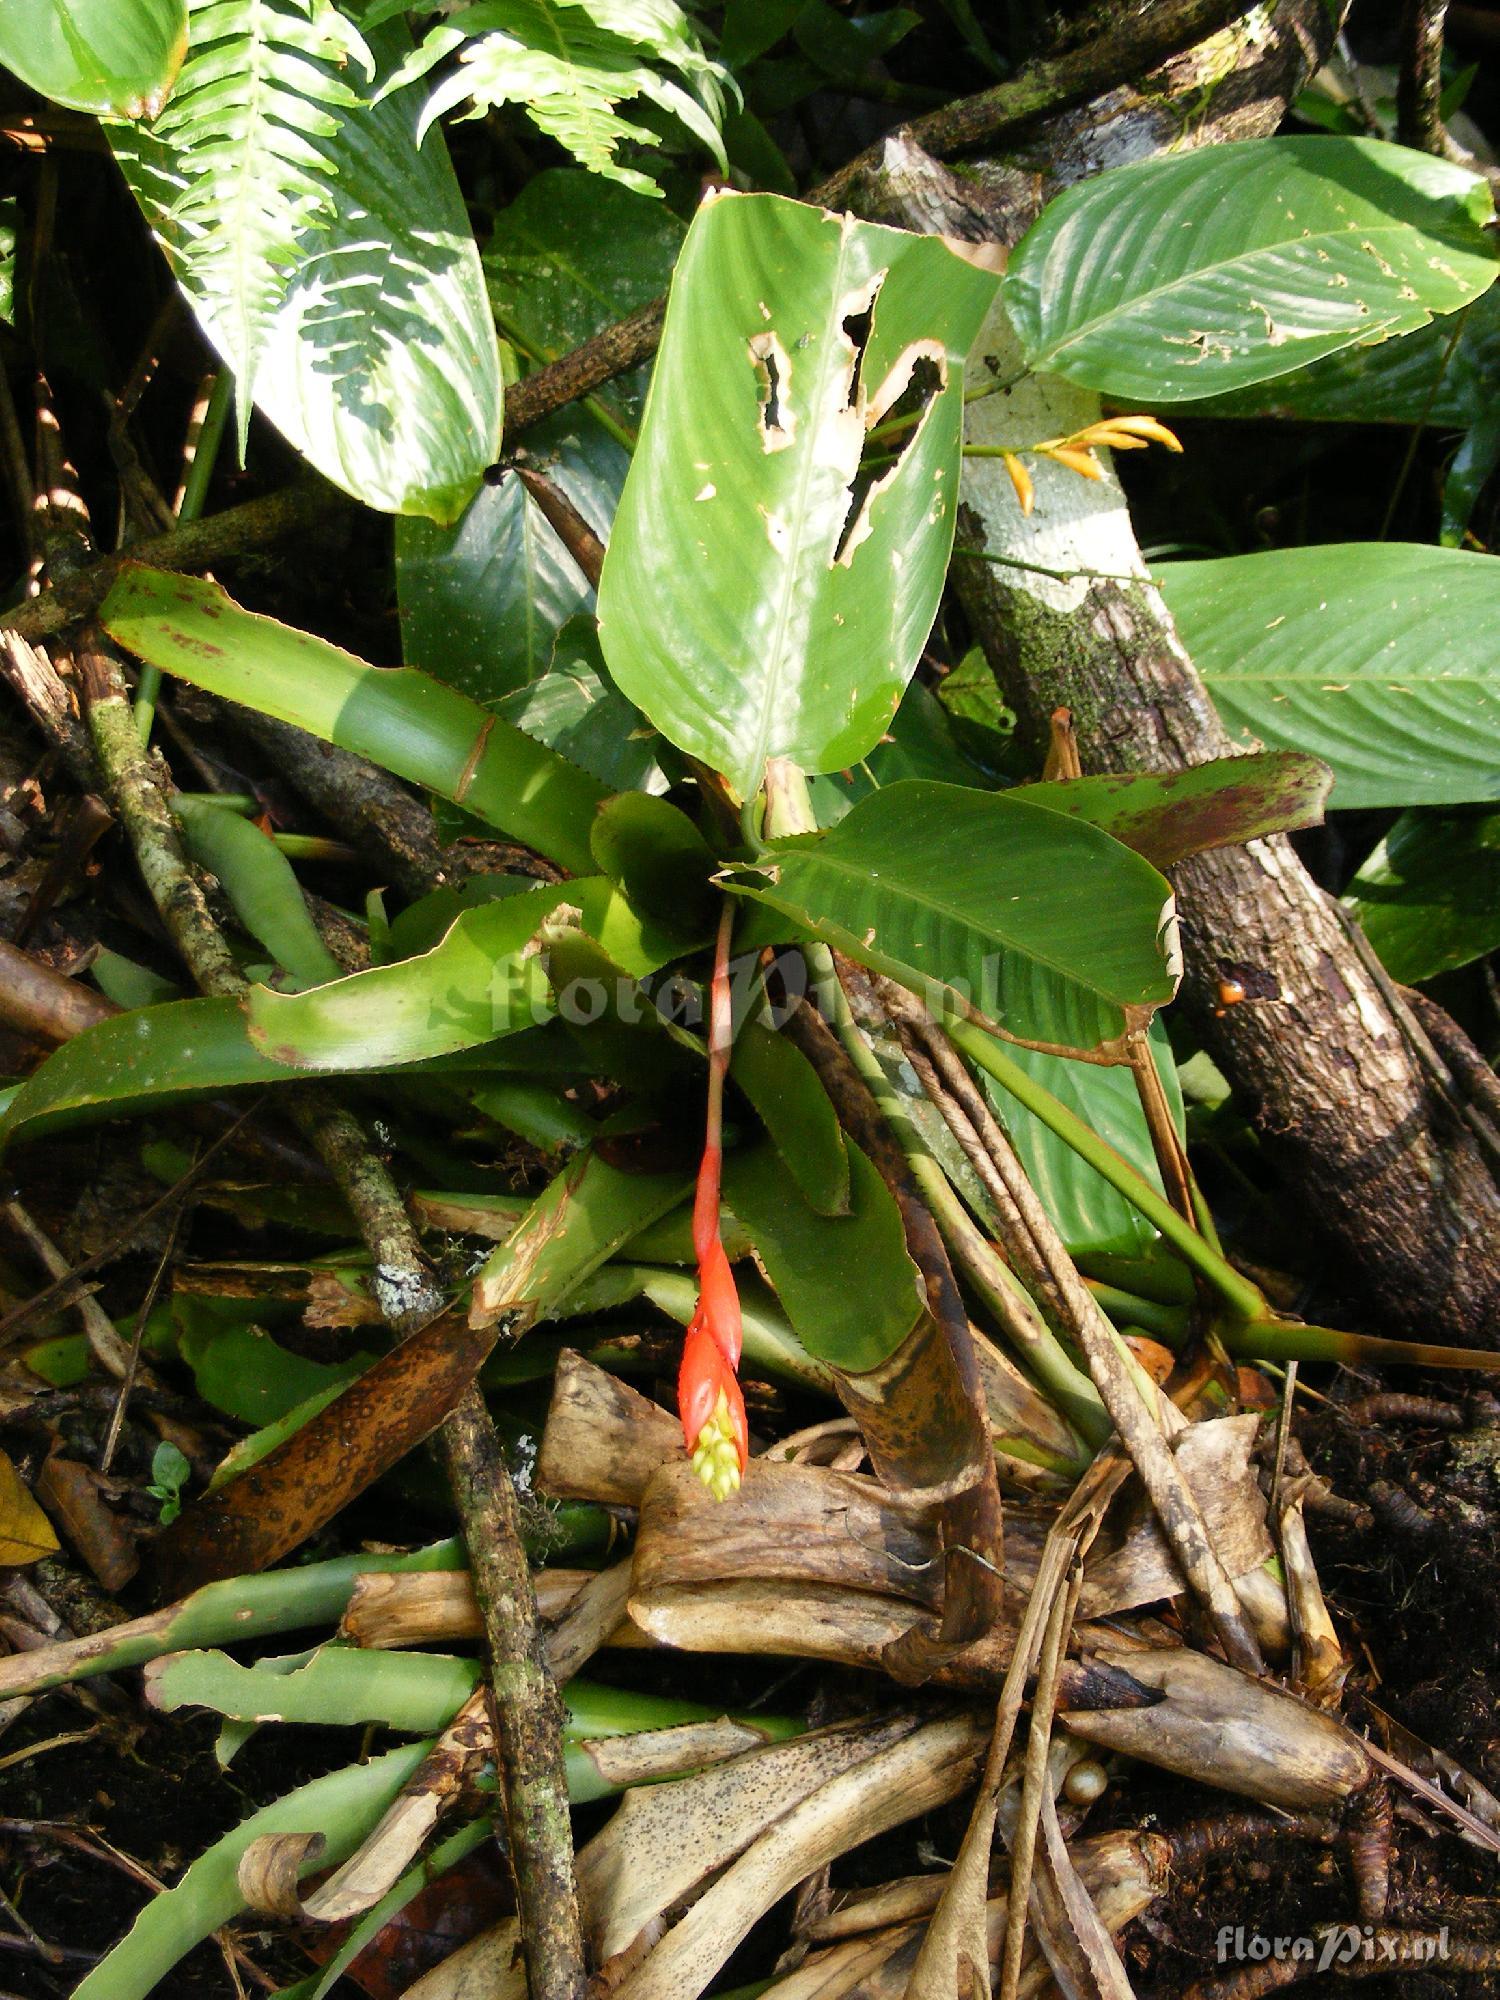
848,1,1500,1343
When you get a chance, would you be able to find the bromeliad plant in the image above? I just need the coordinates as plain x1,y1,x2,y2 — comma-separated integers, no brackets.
3,31,1500,1981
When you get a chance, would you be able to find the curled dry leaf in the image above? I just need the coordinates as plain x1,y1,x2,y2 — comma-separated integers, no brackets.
604,1714,989,2000
1062,1645,1372,1810
237,1829,327,1919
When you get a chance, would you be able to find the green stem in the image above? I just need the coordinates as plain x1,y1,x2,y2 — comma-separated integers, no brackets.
1227,1321,1500,1372
135,368,234,743
1085,1281,1189,1345
947,1018,1267,1324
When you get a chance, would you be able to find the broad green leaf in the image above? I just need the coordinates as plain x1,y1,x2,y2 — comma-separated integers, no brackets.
724,1138,921,1371
497,618,668,793
469,1149,690,1324
174,797,341,989
0,998,295,1154
597,192,1000,798
984,1024,1184,1259
793,1,918,80
730,1019,849,1216
108,12,501,519
147,1649,725,1739
1005,138,1498,403
1009,753,1332,870
387,875,539,960
0,0,186,117
808,680,995,826
573,875,700,978
0,993,576,1156
401,164,681,700
1181,286,1500,427
483,166,684,406
149,1646,479,1734
728,782,1178,1054
388,0,729,199
1346,807,1500,983
100,569,607,873
246,886,568,1069
176,1308,374,1425
397,410,630,702
590,791,715,935
1159,544,1500,808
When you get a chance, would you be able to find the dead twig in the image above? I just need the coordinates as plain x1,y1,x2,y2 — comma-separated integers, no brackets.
1397,0,1456,157
0,482,341,647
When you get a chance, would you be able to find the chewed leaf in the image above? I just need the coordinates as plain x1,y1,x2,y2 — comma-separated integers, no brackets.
598,193,999,799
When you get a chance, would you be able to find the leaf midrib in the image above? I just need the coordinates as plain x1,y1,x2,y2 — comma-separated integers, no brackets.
744,221,862,794
1022,212,1480,367
778,842,1162,1005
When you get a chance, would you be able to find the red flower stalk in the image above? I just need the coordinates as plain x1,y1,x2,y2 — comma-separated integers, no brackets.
679,901,747,1499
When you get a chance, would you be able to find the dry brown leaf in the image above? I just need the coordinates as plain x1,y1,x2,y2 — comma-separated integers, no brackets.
0,1449,60,1566
35,1454,136,1589
402,1917,525,2000
238,1830,326,1918
606,1714,988,2000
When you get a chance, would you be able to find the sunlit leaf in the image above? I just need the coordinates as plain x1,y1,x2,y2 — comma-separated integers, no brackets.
1160,543,1500,808
1006,138,1497,402
728,781,1178,1054
1009,753,1332,870
109,12,501,518
0,0,186,117
598,192,999,798
101,568,607,873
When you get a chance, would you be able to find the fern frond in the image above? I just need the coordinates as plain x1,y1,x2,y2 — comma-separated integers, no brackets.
109,0,375,424
390,0,728,197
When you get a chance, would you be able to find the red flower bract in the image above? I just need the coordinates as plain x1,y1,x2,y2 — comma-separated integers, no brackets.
678,1321,748,1468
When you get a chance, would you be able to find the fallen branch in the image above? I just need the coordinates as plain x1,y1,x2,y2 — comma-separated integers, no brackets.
0,483,339,647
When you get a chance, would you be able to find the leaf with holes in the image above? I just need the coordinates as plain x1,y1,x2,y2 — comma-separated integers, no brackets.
597,192,999,799
726,781,1179,1054
0,0,186,116
1160,543,1500,808
1179,284,1500,427
1005,137,1497,403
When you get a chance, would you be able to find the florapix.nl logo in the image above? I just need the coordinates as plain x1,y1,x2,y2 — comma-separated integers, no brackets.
1217,1925,1450,1974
